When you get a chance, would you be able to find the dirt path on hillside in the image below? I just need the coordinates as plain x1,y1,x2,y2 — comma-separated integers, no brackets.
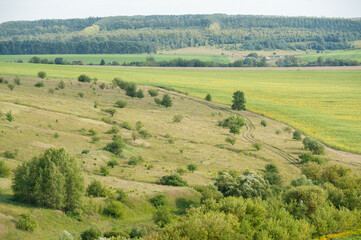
101,65,361,71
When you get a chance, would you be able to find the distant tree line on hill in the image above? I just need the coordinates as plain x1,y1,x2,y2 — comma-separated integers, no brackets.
0,14,360,54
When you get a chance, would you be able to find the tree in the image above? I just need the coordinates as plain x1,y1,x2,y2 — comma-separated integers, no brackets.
78,74,91,83
157,174,188,187
187,164,198,172
293,131,302,141
0,160,11,177
104,135,125,156
54,58,64,65
302,137,325,155
229,125,240,135
231,91,246,110
12,148,84,211
153,207,173,227
37,71,47,79
161,94,172,107
100,59,105,65
205,93,212,101
125,83,137,98
136,89,144,98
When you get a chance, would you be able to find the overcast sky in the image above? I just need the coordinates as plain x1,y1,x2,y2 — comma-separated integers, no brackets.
0,0,360,23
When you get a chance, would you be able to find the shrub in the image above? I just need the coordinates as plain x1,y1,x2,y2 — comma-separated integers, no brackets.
5,111,14,122
225,137,236,145
91,136,100,143
107,159,119,168
81,224,102,240
194,185,224,203
299,153,326,164
157,174,188,187
135,121,144,130
86,180,107,197
114,100,127,108
283,127,292,133
103,230,129,239
153,207,173,227
173,114,183,123
34,81,44,88
150,194,168,208
121,121,132,130
0,160,11,177
103,201,125,218
302,137,325,155
205,93,212,101
260,120,267,127
54,132,60,138
161,94,172,107
148,89,158,97
16,213,38,232
78,92,84,98
275,130,281,135
154,98,162,105
293,130,302,140
100,166,109,176
265,164,278,173
78,74,91,83
129,226,148,238
218,115,245,128
88,128,97,136
116,189,128,203
102,108,116,117
106,126,120,134
264,172,282,186
138,129,152,139
128,156,144,166
58,80,65,89
48,88,54,94
136,89,144,98
13,76,21,85
37,71,47,79
0,77,3,83
176,167,187,175
229,125,240,135
187,164,198,172
4,150,17,159
253,143,262,150
8,83,15,91
125,83,137,97
290,175,314,187
81,149,90,154
12,148,84,211
104,135,125,156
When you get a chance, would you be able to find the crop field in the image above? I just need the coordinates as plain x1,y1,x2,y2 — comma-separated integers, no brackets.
0,62,360,153
0,53,231,64
296,49,361,62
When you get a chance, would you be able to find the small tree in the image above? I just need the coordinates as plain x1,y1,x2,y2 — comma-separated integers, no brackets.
100,166,109,176
253,143,262,151
103,201,125,218
157,174,188,187
225,137,236,145
16,213,38,232
136,89,144,98
148,89,158,97
205,93,212,101
302,137,325,155
153,207,173,228
231,91,246,110
104,135,125,156
107,159,119,168
114,100,127,108
261,120,267,127
100,59,105,65
8,83,15,91
150,194,168,208
161,94,172,107
58,80,65,89
293,131,302,141
78,74,91,83
86,180,107,197
0,160,11,177
187,164,198,172
5,111,14,122
38,71,47,79
34,81,44,88
125,83,137,98
229,125,240,135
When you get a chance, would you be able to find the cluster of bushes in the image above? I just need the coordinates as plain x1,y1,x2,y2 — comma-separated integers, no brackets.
154,94,173,107
218,115,245,135
303,137,325,155
112,78,144,98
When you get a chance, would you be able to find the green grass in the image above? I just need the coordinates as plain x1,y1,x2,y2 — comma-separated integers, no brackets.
0,62,360,153
0,54,231,64
296,49,361,62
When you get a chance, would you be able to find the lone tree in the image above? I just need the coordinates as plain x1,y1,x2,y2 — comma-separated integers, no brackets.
100,59,105,65
38,71,47,79
231,91,246,110
12,148,84,211
205,94,212,101
161,94,172,108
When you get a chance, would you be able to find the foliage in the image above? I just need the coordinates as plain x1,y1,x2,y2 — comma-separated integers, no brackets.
253,142,262,150
218,115,245,128
12,148,84,211
125,83,137,98
136,89,144,98
57,80,65,89
187,163,198,172
225,137,236,145
100,166,109,176
128,155,144,166
58,230,74,240
103,229,129,239
229,125,240,135
116,189,128,203
148,89,158,97
157,174,188,187
16,213,38,232
194,185,224,203
205,93,212,101
129,226,148,238
86,180,108,197
3,150,17,158
161,94,173,107
150,194,169,208
81,224,102,240
106,126,120,134
121,121,132,130
107,159,119,168
303,137,325,155
37,71,47,79
138,129,152,139
153,207,174,227
102,108,117,117
231,91,246,110
299,153,326,164
103,200,126,218
293,130,302,140
104,135,125,156
135,121,144,130
8,83,15,91
114,100,127,108
5,111,14,122
34,81,44,87
0,160,11,177
13,76,21,85
78,74,91,83
261,120,267,127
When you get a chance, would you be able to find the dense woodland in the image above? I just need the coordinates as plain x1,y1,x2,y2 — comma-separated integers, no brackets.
0,14,360,54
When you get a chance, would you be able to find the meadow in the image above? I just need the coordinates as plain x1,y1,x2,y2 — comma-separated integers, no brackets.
1,62,360,153
0,54,231,65
296,49,361,62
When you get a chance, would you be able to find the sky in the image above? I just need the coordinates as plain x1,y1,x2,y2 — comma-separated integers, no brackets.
0,0,360,23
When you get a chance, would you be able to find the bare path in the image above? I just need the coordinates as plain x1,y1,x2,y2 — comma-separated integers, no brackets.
99,65,361,71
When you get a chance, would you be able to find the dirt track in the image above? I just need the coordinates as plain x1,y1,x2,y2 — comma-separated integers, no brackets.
103,65,361,71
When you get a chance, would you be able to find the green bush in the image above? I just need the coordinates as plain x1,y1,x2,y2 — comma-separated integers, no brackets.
3,150,17,159
5,111,14,122
148,89,158,97
187,164,198,172
77,92,84,98
161,94,172,107
154,98,162,105
86,180,107,197
13,76,21,85
100,166,109,176
128,156,144,166
253,143,262,150
103,229,129,239
8,83,15,91
121,121,132,130
135,121,144,130
102,108,116,117
37,71,47,79
293,130,302,140
157,174,188,187
104,135,125,156
103,201,125,218
129,226,148,238
34,81,44,88
225,137,236,145
260,120,267,127
218,115,245,128
107,159,119,168
106,126,120,134
153,207,173,227
0,77,3,83
81,224,102,240
138,129,152,139
205,93,212,101
303,137,325,155
299,153,326,164
58,80,65,89
16,213,38,232
229,125,240,135
78,74,91,83
125,83,137,98
150,194,168,208
136,89,144,98
58,230,74,240
114,100,127,108
0,160,11,177
116,189,128,203
194,185,224,203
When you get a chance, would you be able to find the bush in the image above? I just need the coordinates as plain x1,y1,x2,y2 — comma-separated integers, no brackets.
303,137,325,155
103,229,129,239
86,180,107,197
229,125,240,135
136,89,144,98
138,129,152,139
260,120,267,127
13,76,21,85
48,88,55,94
121,121,132,130
37,71,47,79
107,159,119,168
3,150,17,159
88,128,97,136
78,74,91,83
12,148,84,211
293,130,302,140
150,194,168,208
128,156,144,166
154,98,162,105
102,108,116,117
253,143,262,150
265,164,278,173
100,166,109,176
103,201,125,218
114,100,127,108
104,135,125,156
5,111,14,122
264,172,282,186
0,77,3,83
153,207,173,227
34,81,44,88
106,126,120,134
116,189,128,203
8,83,15,91
135,121,144,130
148,89,158,97
187,164,198,172
58,80,65,89
0,160,11,177
161,94,172,107
81,224,102,240
129,226,148,238
157,174,188,187
205,93,212,101
194,185,223,203
218,115,245,128
59,230,74,240
16,213,38,232
125,83,137,98
173,114,183,123
299,153,326,164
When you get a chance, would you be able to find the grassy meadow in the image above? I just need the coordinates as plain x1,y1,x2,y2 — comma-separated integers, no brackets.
0,54,231,65
1,62,360,153
296,49,361,62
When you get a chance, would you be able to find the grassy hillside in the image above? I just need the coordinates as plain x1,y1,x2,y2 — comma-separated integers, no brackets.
0,54,231,65
0,62,360,153
296,49,361,62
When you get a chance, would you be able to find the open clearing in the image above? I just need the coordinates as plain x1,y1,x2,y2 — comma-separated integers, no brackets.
1,62,360,153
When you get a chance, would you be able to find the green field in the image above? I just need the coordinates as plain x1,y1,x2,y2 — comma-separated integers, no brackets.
0,54,231,64
296,49,361,62
1,62,360,153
